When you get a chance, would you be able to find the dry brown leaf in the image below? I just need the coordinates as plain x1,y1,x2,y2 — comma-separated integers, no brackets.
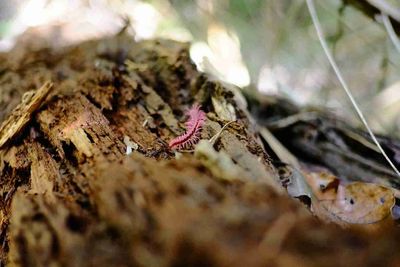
305,172,395,224
304,172,339,201
322,182,395,224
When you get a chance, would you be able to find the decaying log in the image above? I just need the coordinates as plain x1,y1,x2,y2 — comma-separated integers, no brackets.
1,34,400,267
246,92,400,189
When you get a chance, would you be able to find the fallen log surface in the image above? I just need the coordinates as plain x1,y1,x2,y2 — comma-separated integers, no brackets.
0,34,400,267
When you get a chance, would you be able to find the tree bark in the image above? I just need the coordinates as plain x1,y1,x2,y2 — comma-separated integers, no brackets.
0,34,400,267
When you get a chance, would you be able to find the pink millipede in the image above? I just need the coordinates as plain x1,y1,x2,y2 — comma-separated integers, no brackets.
168,104,206,150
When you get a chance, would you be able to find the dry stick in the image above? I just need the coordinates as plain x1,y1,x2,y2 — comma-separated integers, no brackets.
381,13,400,54
209,120,235,146
176,121,235,153
305,0,400,178
367,0,400,22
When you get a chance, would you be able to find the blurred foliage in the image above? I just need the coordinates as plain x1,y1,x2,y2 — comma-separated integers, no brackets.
0,0,15,37
170,0,400,137
0,21,11,37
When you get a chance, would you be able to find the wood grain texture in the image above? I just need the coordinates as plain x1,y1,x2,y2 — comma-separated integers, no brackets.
0,82,53,148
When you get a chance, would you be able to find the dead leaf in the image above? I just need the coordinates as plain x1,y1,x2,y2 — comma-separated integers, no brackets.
305,172,395,224
304,172,339,201
276,163,313,204
321,182,395,224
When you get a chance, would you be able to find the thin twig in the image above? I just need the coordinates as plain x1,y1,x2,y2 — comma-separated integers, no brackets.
209,121,235,146
266,112,319,129
382,13,400,54
368,0,400,22
306,0,400,177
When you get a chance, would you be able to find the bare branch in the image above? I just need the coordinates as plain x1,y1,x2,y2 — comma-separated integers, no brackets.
382,13,400,53
345,0,400,35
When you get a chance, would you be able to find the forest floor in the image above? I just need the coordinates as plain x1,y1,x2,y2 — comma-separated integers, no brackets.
0,33,400,267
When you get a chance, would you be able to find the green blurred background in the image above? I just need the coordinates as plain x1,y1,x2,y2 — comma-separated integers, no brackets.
0,0,399,137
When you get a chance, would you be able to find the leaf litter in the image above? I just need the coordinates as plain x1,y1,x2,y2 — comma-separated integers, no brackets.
260,124,398,226
281,168,397,226
305,172,395,225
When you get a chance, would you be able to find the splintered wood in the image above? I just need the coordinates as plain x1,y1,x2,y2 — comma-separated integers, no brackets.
0,82,53,148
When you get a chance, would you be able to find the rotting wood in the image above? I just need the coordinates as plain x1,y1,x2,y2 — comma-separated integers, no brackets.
0,82,53,148
1,34,400,267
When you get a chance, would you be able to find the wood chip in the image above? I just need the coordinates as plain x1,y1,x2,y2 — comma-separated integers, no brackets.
0,81,53,148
